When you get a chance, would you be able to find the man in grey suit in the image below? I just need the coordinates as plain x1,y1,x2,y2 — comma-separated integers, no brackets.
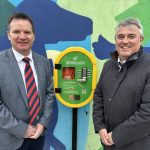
0,13,54,150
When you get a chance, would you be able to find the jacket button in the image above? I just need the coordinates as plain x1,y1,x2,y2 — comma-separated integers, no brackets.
36,115,39,120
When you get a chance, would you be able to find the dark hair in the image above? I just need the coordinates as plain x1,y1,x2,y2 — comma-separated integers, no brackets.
7,12,35,33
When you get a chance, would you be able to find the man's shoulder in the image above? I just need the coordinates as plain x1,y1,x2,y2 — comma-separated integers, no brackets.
0,49,8,55
104,58,114,67
32,51,48,61
0,50,11,68
142,52,150,61
101,59,114,75
0,49,10,59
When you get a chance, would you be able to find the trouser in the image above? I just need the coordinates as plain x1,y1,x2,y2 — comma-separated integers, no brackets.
17,136,45,150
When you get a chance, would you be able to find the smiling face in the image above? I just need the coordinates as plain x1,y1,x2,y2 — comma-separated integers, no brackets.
7,18,35,56
115,25,143,61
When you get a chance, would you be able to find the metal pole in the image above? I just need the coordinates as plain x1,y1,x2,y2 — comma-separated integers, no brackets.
72,108,77,150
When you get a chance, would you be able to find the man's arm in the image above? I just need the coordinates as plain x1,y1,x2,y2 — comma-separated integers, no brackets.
93,62,110,133
0,97,28,138
93,62,114,146
93,77,106,132
38,59,54,128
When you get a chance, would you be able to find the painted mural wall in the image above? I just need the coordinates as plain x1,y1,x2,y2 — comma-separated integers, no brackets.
0,0,150,150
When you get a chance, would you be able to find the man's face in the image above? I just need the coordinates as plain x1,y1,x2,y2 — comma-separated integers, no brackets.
7,19,35,55
115,25,143,61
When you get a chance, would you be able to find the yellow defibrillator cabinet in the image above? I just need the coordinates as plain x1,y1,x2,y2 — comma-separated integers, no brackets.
54,47,97,108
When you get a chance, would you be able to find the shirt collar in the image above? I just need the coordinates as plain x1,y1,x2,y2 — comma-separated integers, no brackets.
117,57,126,64
12,47,33,63
117,57,126,69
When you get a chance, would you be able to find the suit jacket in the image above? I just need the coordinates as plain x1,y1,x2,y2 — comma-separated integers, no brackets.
0,49,54,150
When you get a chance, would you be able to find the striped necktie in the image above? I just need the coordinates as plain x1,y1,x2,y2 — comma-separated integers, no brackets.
23,57,40,126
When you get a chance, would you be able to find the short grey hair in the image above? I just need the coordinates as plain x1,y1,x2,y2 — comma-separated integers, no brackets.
115,17,144,37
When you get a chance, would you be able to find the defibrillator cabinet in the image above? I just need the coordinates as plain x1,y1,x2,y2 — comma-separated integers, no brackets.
54,47,97,108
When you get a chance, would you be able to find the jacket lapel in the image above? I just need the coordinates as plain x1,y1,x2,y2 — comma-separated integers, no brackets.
32,53,42,108
6,49,29,108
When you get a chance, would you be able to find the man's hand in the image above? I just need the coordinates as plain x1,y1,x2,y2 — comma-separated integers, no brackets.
108,132,114,145
23,124,37,138
99,129,113,146
29,124,44,139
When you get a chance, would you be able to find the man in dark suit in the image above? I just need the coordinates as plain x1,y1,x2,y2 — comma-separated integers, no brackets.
0,13,54,150
93,18,150,150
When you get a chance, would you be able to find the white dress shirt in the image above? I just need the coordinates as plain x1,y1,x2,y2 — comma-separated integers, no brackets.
117,57,126,70
12,48,38,93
